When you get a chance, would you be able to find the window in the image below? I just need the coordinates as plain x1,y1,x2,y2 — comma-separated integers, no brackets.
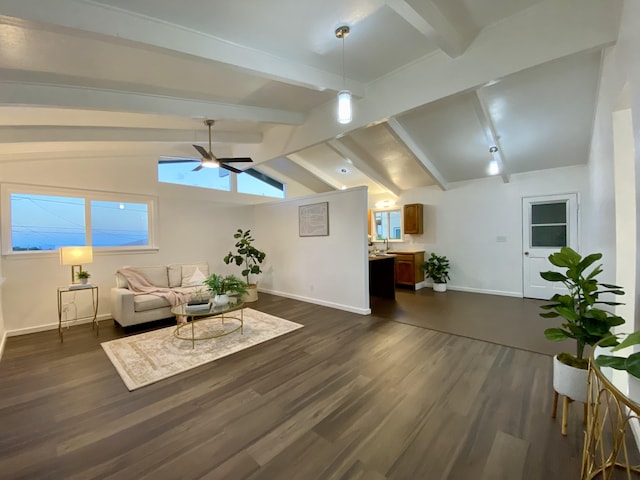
158,157,231,191
237,168,285,198
372,209,402,241
2,184,157,254
530,201,568,247
158,158,285,198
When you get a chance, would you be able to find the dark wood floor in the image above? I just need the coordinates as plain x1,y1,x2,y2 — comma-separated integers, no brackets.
0,291,586,479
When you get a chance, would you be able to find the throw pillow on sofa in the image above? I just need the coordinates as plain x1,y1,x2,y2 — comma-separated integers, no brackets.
181,264,209,287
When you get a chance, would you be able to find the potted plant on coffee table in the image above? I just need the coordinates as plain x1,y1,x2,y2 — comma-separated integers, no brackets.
203,273,248,306
421,253,450,292
223,229,266,302
539,247,625,435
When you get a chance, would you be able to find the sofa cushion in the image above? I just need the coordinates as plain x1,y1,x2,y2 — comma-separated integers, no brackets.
134,293,171,312
167,263,209,288
116,265,169,288
181,265,209,287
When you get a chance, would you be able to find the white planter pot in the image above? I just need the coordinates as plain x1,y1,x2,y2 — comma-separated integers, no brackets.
213,294,229,306
553,355,588,403
433,283,447,292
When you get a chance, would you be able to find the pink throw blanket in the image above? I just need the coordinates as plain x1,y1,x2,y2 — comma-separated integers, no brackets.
116,268,191,307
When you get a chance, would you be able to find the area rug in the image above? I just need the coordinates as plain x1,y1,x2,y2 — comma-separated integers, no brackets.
101,308,303,391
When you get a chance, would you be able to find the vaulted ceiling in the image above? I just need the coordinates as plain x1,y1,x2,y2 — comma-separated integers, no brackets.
0,0,621,199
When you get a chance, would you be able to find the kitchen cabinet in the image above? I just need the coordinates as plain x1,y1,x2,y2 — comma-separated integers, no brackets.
403,203,423,234
389,251,425,287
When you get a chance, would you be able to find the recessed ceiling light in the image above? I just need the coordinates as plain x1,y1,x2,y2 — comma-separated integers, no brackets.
338,167,350,174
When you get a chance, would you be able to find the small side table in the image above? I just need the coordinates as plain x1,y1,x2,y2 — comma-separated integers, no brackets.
57,285,99,342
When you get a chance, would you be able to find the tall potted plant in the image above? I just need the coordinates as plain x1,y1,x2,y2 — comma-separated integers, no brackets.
539,247,624,433
421,253,450,292
223,229,266,302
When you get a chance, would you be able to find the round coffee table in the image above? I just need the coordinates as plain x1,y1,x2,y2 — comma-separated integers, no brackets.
171,299,245,349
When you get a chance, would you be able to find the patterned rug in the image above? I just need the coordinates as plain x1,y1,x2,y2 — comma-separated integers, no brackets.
101,308,303,390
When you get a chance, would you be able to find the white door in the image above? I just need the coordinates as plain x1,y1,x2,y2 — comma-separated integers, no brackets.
522,193,578,299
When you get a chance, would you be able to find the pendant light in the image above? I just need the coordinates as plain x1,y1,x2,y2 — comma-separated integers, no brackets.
335,25,352,124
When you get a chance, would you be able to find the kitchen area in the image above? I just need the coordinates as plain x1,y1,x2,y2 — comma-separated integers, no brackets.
368,203,427,299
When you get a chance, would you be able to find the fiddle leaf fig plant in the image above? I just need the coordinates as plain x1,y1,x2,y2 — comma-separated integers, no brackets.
223,229,266,285
539,247,625,369
596,331,640,378
421,253,450,284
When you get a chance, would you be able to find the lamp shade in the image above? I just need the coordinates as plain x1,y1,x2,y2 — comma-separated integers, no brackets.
337,90,352,124
59,246,93,265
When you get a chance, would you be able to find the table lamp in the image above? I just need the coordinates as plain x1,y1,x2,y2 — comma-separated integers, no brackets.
59,246,93,284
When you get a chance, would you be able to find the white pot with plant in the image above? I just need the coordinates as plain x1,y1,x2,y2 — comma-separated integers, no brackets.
421,253,450,292
203,273,248,306
76,270,91,285
539,247,625,434
223,229,266,303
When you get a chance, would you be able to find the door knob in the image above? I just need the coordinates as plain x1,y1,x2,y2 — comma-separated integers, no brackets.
524,251,529,256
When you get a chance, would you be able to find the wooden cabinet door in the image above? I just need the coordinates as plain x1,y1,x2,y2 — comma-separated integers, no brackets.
396,256,415,285
403,204,423,234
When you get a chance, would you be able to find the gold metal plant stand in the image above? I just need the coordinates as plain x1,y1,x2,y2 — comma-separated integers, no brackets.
582,346,640,479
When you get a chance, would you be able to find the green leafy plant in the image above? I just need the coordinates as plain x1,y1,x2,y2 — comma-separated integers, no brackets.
596,331,640,378
203,273,248,297
223,229,266,285
76,270,91,280
539,247,625,369
421,253,450,284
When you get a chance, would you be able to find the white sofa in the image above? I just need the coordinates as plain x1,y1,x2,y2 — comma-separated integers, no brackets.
110,263,211,327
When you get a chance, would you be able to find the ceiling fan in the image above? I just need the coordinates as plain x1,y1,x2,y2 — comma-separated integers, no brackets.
191,119,253,174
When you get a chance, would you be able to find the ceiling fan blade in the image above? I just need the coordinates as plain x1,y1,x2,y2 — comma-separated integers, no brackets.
193,144,212,160
192,164,203,172
220,163,243,174
217,157,253,163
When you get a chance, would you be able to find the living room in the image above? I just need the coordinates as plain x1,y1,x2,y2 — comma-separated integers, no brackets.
1,1,639,478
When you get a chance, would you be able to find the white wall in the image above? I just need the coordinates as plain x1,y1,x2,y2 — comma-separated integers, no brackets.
0,155,370,336
254,187,370,314
372,165,591,297
0,155,257,334
593,0,640,331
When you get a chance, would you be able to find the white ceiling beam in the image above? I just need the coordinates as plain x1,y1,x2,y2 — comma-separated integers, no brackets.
247,0,620,163
0,126,263,145
326,140,402,197
0,4,365,96
385,119,448,190
471,90,510,183
0,83,303,125
386,0,472,58
285,153,341,191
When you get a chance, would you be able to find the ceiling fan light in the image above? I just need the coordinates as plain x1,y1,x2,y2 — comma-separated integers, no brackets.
201,159,218,168
338,90,352,124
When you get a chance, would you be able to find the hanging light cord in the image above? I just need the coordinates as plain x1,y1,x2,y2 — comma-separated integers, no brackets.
342,34,345,89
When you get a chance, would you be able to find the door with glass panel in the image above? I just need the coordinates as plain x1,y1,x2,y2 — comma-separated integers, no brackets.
522,193,578,299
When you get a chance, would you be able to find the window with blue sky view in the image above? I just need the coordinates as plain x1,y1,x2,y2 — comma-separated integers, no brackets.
7,191,152,252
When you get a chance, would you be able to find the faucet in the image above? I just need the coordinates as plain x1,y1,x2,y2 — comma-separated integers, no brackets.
383,238,389,252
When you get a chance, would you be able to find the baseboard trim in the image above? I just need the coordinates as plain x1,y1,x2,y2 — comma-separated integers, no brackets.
7,313,112,337
259,289,371,315
445,285,523,298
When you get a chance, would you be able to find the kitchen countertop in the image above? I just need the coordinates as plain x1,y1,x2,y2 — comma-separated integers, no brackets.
386,249,424,254
368,254,396,261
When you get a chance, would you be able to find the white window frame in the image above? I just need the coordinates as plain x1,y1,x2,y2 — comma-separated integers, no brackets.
1,183,158,256
371,207,404,242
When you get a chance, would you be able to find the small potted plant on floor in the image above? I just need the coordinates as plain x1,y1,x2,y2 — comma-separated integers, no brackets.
76,270,91,285
539,247,625,434
203,273,248,306
421,253,450,292
223,229,266,302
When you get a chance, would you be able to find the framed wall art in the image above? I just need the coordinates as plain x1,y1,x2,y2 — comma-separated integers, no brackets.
299,202,329,237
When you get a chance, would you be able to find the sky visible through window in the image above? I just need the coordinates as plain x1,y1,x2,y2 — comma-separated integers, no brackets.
10,193,148,251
